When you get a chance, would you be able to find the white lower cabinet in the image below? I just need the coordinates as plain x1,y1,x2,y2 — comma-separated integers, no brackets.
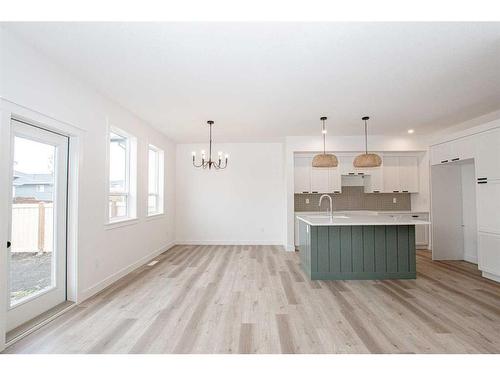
478,232,500,279
399,213,429,249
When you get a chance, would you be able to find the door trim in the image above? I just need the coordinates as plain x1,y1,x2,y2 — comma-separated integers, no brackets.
0,98,83,351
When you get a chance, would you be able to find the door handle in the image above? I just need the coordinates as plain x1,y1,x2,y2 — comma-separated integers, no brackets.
7,241,11,248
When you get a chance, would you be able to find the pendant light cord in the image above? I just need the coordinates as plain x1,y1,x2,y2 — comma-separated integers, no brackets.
322,118,326,154
364,119,368,154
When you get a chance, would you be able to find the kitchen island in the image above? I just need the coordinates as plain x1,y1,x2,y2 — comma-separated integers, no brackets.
297,213,431,280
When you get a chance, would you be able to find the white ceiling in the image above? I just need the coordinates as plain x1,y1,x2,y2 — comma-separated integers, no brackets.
4,22,500,142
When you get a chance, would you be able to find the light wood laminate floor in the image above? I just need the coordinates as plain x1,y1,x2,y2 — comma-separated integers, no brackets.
4,246,500,354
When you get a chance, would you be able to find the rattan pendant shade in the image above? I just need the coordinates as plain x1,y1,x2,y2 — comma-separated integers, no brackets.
353,116,382,168
312,116,338,168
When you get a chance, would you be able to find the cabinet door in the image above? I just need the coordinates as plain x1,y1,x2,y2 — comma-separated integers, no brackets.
311,167,330,193
450,137,475,161
478,232,500,277
475,128,500,180
339,155,356,176
329,167,342,194
430,143,452,165
398,156,419,193
476,179,500,235
382,156,400,192
294,156,311,193
364,167,383,193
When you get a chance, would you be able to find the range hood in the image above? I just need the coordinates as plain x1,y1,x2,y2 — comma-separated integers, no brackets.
341,174,366,187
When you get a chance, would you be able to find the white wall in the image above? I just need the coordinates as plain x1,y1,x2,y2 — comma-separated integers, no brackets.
176,143,284,245
0,27,176,318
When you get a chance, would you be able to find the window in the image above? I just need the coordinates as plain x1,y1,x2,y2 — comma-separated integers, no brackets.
148,144,164,216
108,128,137,222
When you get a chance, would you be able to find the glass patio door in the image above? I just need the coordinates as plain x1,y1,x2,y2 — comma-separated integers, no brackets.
6,119,68,332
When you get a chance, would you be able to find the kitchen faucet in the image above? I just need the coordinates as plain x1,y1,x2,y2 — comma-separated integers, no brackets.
319,194,333,218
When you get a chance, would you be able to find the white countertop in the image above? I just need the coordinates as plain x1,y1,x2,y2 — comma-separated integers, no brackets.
297,212,431,226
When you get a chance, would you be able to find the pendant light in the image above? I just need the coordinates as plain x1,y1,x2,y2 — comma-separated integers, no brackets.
312,116,338,168
192,120,229,170
353,116,382,168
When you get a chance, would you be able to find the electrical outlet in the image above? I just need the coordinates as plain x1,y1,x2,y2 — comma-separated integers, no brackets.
393,197,397,204
305,198,309,204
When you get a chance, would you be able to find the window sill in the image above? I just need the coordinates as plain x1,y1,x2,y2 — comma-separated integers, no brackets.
105,217,139,230
146,212,166,221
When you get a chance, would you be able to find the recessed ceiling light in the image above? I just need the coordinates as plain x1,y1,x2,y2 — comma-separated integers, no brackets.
407,129,415,134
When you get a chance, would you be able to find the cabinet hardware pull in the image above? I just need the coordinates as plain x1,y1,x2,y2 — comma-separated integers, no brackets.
477,177,487,181
402,190,409,193
412,215,419,218
334,191,340,194
358,172,364,175
312,191,318,193
477,181,487,184
348,172,355,175
393,190,399,193
373,190,380,193
302,191,309,194
451,158,460,161
440,160,448,163
7,241,11,249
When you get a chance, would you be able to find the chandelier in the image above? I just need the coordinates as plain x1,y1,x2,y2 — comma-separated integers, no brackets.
192,120,229,170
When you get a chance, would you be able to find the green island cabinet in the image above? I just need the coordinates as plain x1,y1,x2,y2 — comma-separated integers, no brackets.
298,220,416,280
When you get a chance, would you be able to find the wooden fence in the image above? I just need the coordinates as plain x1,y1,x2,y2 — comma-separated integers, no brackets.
11,203,53,253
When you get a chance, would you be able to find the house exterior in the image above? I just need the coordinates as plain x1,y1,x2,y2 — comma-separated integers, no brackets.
13,171,54,202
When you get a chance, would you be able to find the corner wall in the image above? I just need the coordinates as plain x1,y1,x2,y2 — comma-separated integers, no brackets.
175,142,285,245
0,28,176,309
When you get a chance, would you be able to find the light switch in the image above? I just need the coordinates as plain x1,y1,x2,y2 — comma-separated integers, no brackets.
393,197,397,204
305,198,310,204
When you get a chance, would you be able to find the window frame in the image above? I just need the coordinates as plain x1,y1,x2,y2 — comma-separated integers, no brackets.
147,144,164,217
106,126,137,225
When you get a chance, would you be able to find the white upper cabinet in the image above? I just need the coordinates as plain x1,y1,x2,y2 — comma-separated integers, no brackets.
450,137,475,161
430,142,452,165
310,167,330,193
364,167,383,193
382,155,419,193
398,156,419,193
330,167,342,193
382,156,400,192
475,128,500,180
294,156,311,193
295,153,419,194
430,136,475,166
339,155,357,176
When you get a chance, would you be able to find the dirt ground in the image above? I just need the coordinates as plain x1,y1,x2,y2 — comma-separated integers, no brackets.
10,252,52,303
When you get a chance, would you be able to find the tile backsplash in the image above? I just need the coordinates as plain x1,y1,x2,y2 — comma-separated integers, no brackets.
294,186,411,212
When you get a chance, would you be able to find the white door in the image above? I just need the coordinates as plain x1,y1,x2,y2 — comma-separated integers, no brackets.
7,119,68,332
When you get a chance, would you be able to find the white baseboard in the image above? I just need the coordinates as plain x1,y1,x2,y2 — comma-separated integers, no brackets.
464,254,478,264
482,271,500,283
175,240,284,246
286,244,296,252
79,241,176,302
